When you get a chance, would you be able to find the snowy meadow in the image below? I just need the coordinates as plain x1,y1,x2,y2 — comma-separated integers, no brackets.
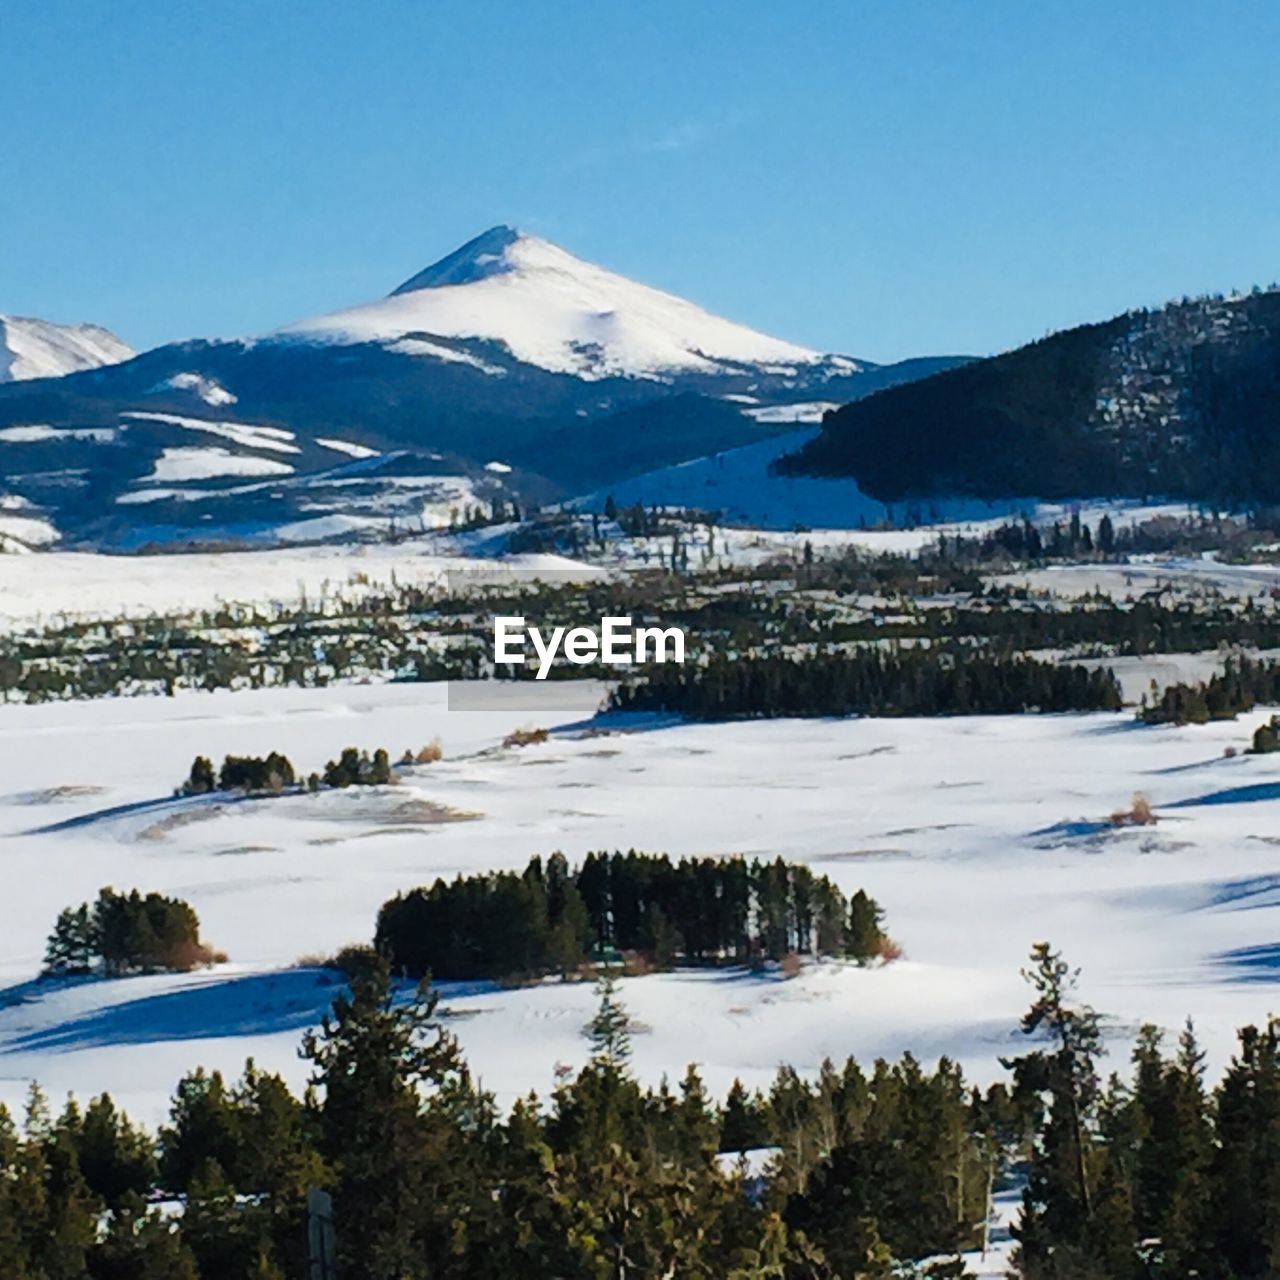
1,674,1278,1131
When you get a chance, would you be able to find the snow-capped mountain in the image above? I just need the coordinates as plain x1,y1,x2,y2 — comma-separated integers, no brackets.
0,227,968,549
281,225,859,382
0,315,134,382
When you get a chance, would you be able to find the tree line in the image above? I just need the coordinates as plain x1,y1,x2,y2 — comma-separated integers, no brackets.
5,947,1280,1277
8,545,1280,706
180,746,396,796
374,851,892,981
610,648,1124,720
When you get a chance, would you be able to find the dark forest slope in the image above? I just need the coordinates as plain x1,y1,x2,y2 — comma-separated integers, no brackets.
780,289,1280,506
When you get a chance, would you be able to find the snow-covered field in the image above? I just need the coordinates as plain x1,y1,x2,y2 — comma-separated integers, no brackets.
998,556,1280,600
0,542,596,628
1,679,1278,1137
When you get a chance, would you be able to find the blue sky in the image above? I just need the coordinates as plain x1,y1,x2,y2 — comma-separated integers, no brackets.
2,0,1278,362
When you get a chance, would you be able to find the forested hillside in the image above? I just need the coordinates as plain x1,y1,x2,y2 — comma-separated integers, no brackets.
780,288,1280,508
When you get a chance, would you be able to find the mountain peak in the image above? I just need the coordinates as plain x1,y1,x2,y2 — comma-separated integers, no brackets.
392,224,530,294
287,226,826,380
0,314,134,383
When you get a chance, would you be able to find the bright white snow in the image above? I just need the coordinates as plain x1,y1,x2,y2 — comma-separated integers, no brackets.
0,425,117,444
0,315,133,382
141,447,295,484
279,225,828,381
315,437,380,460
0,542,597,628
1,682,1280,1136
120,411,301,455
152,372,238,407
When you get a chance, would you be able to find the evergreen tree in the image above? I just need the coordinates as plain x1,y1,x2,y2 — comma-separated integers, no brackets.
184,755,216,795
1007,943,1106,1277
586,970,631,1070
43,905,96,976
719,1078,770,1153
846,890,886,963
300,958,472,1280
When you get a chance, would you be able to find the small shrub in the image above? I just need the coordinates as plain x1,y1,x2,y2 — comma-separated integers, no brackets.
619,950,653,977
164,939,226,971
413,739,443,764
503,726,549,749
330,944,381,983
877,937,904,964
297,944,381,983
1109,792,1158,827
779,952,803,980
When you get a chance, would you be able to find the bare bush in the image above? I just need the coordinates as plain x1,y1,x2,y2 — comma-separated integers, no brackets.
1109,792,1158,827
503,726,549,749
619,950,652,977
877,937,904,964
164,940,226,971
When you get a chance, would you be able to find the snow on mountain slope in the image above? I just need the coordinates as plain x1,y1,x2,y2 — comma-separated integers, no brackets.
280,225,848,381
573,428,1037,530
0,315,134,382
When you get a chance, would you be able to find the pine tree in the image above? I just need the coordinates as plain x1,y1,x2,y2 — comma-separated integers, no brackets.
75,1093,156,1208
719,1079,770,1154
300,958,471,1280
846,890,886,963
185,755,216,795
586,970,631,1069
43,905,96,976
1098,513,1116,556
1007,943,1105,1276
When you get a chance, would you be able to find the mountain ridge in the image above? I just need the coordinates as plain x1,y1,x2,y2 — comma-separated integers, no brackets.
0,227,967,549
779,288,1280,508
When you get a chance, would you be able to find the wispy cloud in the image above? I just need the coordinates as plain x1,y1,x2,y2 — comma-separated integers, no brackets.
566,111,751,170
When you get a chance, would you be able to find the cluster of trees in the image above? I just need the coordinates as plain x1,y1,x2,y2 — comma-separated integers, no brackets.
375,851,891,981
8,948,1280,1278
183,752,297,795
1003,944,1280,1278
974,512,1116,560
322,746,393,788
43,887,217,977
611,648,1123,720
180,746,397,796
1139,657,1280,724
